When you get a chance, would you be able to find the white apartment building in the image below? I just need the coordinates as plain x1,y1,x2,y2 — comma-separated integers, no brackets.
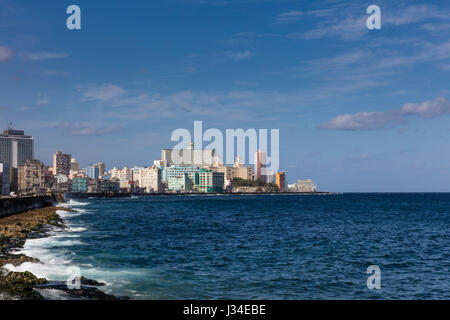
140,166,162,193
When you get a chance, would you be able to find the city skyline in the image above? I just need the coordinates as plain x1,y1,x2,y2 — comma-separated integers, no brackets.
1,0,450,192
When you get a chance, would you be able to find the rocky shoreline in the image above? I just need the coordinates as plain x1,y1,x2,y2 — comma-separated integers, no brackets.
0,205,120,300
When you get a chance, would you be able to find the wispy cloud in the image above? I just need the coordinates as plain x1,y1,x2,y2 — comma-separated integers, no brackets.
55,122,124,136
82,84,126,101
321,96,450,131
44,70,71,76
36,94,49,106
21,51,68,61
0,46,13,61
228,50,253,60
384,4,450,26
275,11,303,23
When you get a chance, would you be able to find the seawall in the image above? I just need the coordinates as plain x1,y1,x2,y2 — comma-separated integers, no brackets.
0,196,54,218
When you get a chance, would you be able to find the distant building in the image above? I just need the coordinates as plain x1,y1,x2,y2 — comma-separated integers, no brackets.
99,179,120,193
0,127,34,168
118,167,133,189
18,160,46,194
85,165,100,179
70,158,80,172
195,169,224,193
72,177,89,193
276,172,286,192
166,166,201,191
154,160,168,182
45,169,57,190
84,162,106,179
162,142,216,167
212,160,253,188
0,163,10,195
254,150,266,182
95,162,106,177
135,166,162,193
9,167,18,194
53,151,71,176
294,179,318,192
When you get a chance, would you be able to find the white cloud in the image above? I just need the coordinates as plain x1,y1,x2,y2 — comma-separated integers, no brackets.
321,111,403,131
385,4,450,26
275,11,303,23
228,50,252,60
56,122,123,136
0,46,13,61
321,97,450,131
401,96,450,118
21,51,68,61
303,16,367,40
83,84,126,101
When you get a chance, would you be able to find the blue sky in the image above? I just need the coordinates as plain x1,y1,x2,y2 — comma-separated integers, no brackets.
1,0,450,192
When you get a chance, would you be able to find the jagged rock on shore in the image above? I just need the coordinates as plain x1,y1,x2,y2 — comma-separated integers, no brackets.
0,205,123,300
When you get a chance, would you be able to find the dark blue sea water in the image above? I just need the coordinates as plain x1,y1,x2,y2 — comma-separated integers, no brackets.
7,194,450,299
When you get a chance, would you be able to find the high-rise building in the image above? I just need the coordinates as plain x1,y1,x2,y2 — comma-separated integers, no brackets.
0,128,34,168
85,165,100,179
139,166,162,193
0,163,10,195
18,160,46,194
118,167,133,189
9,167,18,194
162,142,216,167
95,162,106,177
276,172,286,192
53,151,71,176
254,150,266,182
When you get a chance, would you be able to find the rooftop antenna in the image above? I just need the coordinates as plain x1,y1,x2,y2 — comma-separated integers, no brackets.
8,122,13,130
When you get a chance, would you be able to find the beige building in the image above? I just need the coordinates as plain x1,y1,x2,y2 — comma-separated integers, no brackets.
108,167,134,189
18,160,46,194
296,179,318,192
140,166,162,193
70,158,80,171
162,142,216,167
212,160,253,187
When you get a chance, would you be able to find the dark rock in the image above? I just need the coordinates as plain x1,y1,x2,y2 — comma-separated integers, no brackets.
0,271,47,300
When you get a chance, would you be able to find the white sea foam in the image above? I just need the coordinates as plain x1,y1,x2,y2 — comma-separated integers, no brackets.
65,199,90,207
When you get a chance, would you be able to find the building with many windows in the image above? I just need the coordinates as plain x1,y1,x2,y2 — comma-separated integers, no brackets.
0,128,34,168
18,160,46,194
212,160,253,187
53,151,71,176
0,163,10,196
85,165,100,179
166,166,201,191
162,142,216,167
135,166,162,193
99,179,120,193
72,177,89,193
195,169,224,193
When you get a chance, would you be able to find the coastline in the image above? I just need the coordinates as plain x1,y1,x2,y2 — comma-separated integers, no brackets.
0,204,119,300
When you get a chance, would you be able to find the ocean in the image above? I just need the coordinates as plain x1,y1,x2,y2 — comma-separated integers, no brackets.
5,193,450,299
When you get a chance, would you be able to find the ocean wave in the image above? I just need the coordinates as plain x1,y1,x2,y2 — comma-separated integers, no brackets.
60,200,91,208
